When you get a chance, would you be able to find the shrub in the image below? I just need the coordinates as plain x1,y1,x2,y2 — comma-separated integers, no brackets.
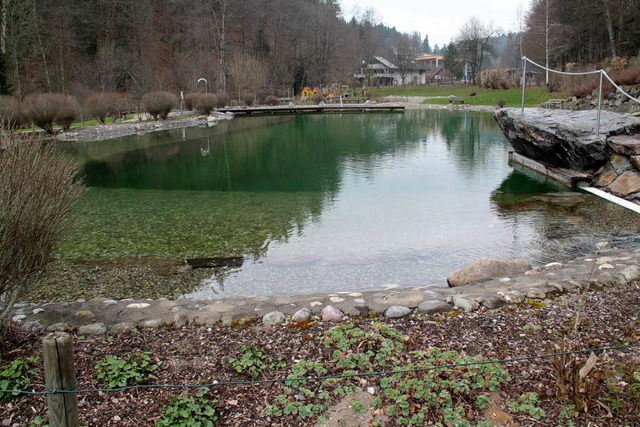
193,93,218,115
22,93,79,133
311,93,323,104
85,92,121,124
215,93,230,108
141,91,177,120
23,93,58,134
0,133,84,325
256,90,269,105
265,95,279,106
611,68,640,86
54,94,80,131
184,93,198,110
0,97,23,129
242,92,255,106
569,83,597,98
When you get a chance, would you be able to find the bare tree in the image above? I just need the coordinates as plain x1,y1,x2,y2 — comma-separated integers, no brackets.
227,53,269,96
210,0,234,93
392,33,419,85
455,17,498,85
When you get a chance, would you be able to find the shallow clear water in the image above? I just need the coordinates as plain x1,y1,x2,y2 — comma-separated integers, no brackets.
60,110,640,298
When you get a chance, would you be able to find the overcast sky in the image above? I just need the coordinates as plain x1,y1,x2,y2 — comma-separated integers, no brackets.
340,0,533,49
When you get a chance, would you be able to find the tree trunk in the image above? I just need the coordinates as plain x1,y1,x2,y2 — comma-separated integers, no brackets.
32,0,51,91
602,0,617,57
1,0,7,55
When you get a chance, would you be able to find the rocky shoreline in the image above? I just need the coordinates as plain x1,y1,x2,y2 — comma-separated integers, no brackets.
10,247,640,335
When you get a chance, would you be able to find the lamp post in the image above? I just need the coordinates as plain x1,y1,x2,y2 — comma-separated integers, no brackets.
197,78,208,93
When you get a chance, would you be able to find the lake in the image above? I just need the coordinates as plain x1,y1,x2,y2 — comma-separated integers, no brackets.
60,110,640,298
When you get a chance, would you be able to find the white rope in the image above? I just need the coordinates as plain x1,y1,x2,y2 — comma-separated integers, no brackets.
522,56,601,76
522,56,640,106
601,72,640,105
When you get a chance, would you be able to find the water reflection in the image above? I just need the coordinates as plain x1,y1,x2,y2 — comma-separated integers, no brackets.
59,110,640,298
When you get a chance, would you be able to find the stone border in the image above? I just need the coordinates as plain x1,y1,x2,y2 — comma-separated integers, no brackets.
10,248,639,336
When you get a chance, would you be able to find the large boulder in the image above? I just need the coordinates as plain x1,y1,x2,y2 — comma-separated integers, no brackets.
447,258,532,287
494,108,640,171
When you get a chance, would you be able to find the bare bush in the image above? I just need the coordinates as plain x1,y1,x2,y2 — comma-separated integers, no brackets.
569,83,596,98
85,92,121,124
215,93,230,108
141,91,178,120
23,94,58,134
0,97,24,129
611,68,640,86
265,95,279,106
480,69,515,89
22,93,80,133
54,95,80,131
184,93,198,110
242,92,255,106
193,93,218,115
0,132,84,325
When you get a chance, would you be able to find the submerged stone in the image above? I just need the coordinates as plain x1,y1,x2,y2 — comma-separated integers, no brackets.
448,258,532,287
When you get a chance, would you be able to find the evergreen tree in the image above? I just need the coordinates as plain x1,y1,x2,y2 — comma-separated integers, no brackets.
421,35,431,53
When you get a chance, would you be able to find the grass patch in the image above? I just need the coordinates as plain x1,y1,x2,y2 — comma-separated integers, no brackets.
369,85,567,108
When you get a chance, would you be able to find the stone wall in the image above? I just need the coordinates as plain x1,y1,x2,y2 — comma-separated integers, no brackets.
564,85,640,114
592,136,640,205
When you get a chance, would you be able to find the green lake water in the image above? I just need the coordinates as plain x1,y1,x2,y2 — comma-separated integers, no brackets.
59,110,640,298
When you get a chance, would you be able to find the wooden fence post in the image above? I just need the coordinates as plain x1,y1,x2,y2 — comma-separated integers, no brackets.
42,333,79,427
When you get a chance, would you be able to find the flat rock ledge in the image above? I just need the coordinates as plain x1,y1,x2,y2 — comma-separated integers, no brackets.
9,248,640,334
494,108,640,171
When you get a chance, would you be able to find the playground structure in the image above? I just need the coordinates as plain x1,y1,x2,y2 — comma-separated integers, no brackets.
300,84,366,104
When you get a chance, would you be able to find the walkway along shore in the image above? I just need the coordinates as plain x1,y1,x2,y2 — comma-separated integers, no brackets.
10,247,640,335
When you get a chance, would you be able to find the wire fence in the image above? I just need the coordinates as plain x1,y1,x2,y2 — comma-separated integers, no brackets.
521,56,640,134
2,341,638,397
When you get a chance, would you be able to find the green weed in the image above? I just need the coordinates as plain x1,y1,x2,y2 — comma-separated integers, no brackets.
0,356,39,399
94,352,158,388
156,389,219,427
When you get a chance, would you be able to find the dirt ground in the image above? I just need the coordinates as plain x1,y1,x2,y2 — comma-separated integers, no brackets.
1,280,639,426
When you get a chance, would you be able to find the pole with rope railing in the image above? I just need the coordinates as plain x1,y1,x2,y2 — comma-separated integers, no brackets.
520,56,640,135
521,57,526,114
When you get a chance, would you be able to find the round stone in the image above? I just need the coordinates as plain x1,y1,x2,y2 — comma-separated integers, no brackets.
384,306,412,319
262,311,286,326
75,310,95,320
453,297,479,312
417,300,452,314
291,308,312,323
78,323,108,336
127,303,151,309
321,305,345,322
141,319,165,329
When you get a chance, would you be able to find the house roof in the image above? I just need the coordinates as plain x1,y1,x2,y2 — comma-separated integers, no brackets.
415,53,444,61
373,56,398,69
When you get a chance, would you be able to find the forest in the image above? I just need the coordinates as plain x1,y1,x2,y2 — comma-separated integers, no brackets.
0,0,639,100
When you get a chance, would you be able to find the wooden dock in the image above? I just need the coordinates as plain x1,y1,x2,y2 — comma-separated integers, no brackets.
508,152,592,188
217,104,405,117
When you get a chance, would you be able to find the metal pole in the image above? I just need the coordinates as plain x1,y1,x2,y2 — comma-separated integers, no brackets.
596,71,603,135
521,57,527,114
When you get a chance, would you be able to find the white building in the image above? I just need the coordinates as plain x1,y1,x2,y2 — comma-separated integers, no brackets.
354,53,445,86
